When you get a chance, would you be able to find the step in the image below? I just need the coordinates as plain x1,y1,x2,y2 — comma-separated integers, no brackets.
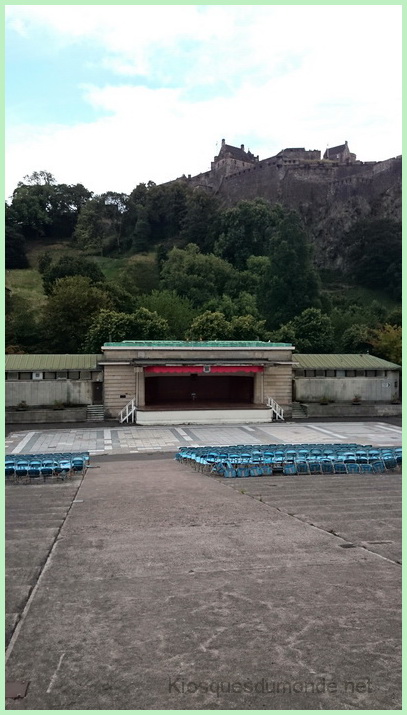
291,402,308,419
86,405,105,421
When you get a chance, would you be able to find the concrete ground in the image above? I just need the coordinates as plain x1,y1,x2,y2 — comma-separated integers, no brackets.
6,456,401,710
5,418,403,457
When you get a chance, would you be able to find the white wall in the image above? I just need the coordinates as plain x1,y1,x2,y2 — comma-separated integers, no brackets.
295,374,399,403
6,380,93,407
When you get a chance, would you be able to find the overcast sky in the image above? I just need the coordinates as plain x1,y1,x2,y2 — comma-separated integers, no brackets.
6,4,402,199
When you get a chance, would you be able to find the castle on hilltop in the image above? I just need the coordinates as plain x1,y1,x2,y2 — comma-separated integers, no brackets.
169,138,400,214
175,138,359,192
166,138,401,269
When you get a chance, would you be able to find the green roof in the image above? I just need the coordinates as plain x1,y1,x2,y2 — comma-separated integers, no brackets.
294,354,401,370
103,341,292,348
5,354,103,371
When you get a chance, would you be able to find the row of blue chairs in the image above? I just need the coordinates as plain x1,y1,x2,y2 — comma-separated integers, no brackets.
211,459,397,478
175,444,401,477
5,451,89,482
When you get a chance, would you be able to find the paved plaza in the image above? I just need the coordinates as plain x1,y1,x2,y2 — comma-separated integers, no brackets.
5,419,403,457
6,457,401,709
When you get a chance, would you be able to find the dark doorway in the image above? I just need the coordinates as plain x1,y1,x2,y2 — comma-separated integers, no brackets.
145,375,254,406
92,381,103,405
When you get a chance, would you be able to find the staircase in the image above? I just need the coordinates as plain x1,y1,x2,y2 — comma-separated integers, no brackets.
119,398,137,424
86,405,105,422
291,402,308,419
266,397,285,421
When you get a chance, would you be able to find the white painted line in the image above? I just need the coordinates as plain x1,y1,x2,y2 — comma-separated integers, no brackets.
305,424,346,439
375,424,402,434
46,653,65,693
105,446,113,450
11,432,36,454
242,426,255,432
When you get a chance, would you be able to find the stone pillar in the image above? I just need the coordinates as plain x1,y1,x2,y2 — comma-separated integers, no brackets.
253,372,264,404
135,367,145,407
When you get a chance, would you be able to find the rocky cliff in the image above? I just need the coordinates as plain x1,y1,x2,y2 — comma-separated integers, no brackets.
183,151,402,270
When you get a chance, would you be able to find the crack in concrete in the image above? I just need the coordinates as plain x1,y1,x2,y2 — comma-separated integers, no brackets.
5,475,85,663
220,481,402,567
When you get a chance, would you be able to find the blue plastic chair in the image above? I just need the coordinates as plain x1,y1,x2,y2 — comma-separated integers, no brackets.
346,463,360,474
360,463,373,474
28,459,42,480
296,461,310,475
283,463,297,475
15,459,29,478
371,460,385,473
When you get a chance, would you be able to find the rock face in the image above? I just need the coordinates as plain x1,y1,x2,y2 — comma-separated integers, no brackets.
175,141,402,269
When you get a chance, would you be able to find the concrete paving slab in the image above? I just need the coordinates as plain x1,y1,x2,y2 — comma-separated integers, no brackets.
5,458,401,710
5,419,402,457
5,480,82,648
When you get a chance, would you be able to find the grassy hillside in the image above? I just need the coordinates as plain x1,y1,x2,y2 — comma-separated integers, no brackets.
6,240,400,319
6,242,157,308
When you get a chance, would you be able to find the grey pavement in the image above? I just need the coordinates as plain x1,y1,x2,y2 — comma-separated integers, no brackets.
5,419,403,457
5,458,401,710
5,478,82,648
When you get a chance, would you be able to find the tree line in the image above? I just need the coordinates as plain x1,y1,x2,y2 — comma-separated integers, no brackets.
5,171,402,364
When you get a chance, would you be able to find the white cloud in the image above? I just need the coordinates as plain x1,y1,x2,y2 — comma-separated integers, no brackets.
6,5,402,197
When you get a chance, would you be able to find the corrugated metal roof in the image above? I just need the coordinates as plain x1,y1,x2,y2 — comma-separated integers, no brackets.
103,341,292,348
5,354,103,371
294,354,401,370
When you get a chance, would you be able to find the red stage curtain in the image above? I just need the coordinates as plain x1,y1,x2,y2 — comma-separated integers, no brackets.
144,365,263,374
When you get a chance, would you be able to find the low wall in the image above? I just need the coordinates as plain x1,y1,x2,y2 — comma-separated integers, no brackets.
6,407,88,424
295,375,399,403
6,380,93,407
136,408,273,426
303,403,402,418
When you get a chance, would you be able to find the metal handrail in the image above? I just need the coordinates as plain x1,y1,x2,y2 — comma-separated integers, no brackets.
119,398,137,423
267,397,285,421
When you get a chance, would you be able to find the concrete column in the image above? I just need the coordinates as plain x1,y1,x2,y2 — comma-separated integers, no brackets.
253,372,264,404
135,367,145,407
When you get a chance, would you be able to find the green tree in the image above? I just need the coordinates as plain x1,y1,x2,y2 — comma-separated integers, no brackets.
140,290,197,339
120,257,160,296
186,311,231,340
340,324,373,353
97,283,139,313
8,175,55,239
229,315,267,340
5,225,29,269
83,308,169,352
42,256,106,295
215,200,284,269
343,218,401,300
275,308,334,352
40,276,111,352
8,172,92,240
161,244,237,307
370,324,402,365
203,292,259,320
37,251,53,274
180,190,221,253
5,295,41,352
132,205,152,253
386,307,402,327
259,211,321,329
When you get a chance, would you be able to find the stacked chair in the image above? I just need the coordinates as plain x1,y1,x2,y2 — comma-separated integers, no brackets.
5,452,89,483
175,444,401,478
